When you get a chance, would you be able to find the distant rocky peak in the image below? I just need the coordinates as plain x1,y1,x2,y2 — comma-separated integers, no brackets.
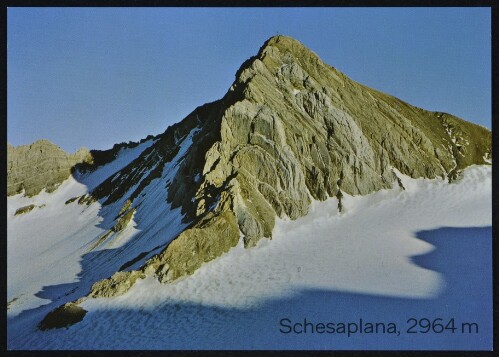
7,140,92,197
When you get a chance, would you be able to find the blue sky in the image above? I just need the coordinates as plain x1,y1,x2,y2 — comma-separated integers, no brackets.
8,7,491,152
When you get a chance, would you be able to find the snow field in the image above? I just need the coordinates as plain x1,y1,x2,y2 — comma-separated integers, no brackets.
7,161,491,349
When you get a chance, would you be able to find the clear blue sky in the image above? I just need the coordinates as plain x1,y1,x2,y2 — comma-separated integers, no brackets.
8,7,491,152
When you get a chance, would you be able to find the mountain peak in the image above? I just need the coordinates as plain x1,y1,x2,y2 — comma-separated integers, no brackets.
7,139,92,197
262,35,323,65
17,36,491,327
233,35,324,88
262,34,304,50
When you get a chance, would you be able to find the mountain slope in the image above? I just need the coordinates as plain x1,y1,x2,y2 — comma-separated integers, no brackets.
9,165,492,349
7,35,491,328
125,35,491,284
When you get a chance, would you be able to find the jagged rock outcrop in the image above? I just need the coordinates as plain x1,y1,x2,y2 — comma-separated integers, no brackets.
7,135,161,198
149,36,490,280
145,210,240,282
14,204,36,216
7,140,93,197
162,35,491,251
88,270,145,298
38,302,87,330
38,35,491,325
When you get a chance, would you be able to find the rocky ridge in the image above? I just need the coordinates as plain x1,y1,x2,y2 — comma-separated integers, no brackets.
142,35,491,280
7,140,93,197
23,36,491,327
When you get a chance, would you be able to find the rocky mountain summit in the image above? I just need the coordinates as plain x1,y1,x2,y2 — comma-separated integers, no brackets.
9,36,491,328
136,35,491,281
7,140,92,197
7,136,159,198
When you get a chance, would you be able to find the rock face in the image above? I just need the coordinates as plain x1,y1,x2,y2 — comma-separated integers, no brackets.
36,35,491,324
7,140,92,197
14,204,36,216
38,302,87,330
145,210,240,282
161,35,492,252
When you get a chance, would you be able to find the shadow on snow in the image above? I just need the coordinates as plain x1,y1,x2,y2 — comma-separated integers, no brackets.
8,225,492,350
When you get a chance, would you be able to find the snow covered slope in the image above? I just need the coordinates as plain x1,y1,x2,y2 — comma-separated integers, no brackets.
7,132,196,317
6,35,492,350
7,165,492,350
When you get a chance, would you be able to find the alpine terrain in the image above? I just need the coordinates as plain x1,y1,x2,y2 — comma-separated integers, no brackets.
7,36,492,349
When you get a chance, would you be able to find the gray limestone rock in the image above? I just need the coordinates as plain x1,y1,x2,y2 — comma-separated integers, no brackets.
7,140,92,197
89,271,145,298
38,302,87,330
132,37,489,290
14,204,36,216
112,208,135,232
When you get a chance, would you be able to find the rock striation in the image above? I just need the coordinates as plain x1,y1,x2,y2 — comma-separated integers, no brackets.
7,140,92,197
149,35,492,271
36,35,492,325
79,35,491,293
